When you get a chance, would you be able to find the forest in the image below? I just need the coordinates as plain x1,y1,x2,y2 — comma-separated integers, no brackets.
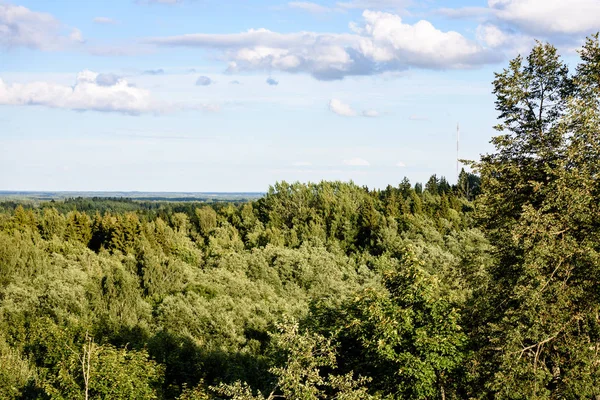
0,35,599,399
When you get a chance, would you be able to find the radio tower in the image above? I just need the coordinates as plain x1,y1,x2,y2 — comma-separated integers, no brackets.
456,123,460,183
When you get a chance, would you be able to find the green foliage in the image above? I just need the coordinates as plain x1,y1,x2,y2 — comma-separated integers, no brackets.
472,36,600,398
177,382,211,400
86,344,164,399
3,33,599,400
313,250,467,399
457,169,481,201
214,320,376,400
0,177,482,398
0,333,35,399
41,332,163,399
195,207,217,237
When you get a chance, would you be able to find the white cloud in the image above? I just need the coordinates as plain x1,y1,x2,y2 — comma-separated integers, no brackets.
362,109,379,117
435,0,600,56
292,161,312,166
0,3,83,50
436,0,600,37
0,70,218,115
196,76,214,86
409,114,428,121
288,2,333,13
0,71,154,114
488,0,600,36
95,73,122,86
475,23,535,55
146,10,498,80
93,17,118,25
329,99,356,117
434,7,490,20
476,23,509,48
396,161,406,167
358,10,495,68
343,157,370,166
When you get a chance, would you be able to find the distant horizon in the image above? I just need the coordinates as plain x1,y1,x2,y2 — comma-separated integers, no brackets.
0,190,267,202
0,190,266,195
0,176,441,195
0,176,448,194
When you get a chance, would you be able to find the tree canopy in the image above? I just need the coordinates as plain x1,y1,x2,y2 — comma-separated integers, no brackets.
1,34,599,399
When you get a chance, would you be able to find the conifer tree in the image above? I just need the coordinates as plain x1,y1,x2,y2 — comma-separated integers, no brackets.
474,37,600,398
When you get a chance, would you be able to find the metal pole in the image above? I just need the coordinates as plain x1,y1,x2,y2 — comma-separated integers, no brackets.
456,123,460,183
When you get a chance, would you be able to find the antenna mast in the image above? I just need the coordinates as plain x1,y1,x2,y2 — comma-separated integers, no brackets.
456,123,460,183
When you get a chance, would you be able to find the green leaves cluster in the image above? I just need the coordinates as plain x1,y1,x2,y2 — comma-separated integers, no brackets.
473,34,600,398
213,320,375,400
0,174,484,399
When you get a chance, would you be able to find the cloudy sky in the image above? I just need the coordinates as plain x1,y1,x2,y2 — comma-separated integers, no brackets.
1,0,599,191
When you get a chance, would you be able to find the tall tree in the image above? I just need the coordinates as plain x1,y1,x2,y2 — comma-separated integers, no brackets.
473,37,600,398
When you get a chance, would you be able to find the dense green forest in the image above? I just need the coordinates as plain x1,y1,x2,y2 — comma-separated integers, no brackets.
1,35,599,399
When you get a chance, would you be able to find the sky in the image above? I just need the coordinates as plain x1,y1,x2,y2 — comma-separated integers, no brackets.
1,0,599,192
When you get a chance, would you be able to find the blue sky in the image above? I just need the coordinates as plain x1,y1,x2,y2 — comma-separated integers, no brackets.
1,0,599,191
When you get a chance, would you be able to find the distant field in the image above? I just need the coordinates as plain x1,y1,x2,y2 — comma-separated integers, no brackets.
0,191,265,202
